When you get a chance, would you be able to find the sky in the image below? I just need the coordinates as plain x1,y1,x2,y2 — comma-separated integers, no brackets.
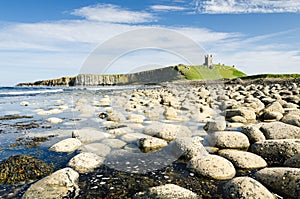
0,0,299,85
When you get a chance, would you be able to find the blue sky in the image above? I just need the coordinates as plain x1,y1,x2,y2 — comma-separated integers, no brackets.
0,0,299,85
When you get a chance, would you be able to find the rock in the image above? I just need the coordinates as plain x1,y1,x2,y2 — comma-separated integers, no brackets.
72,128,109,143
228,116,247,123
227,122,244,128
255,167,300,199
20,101,29,106
171,137,208,159
284,153,300,168
49,138,82,152
163,107,178,120
0,155,53,184
262,101,284,114
138,137,168,152
134,184,199,199
223,177,275,199
207,131,250,150
127,114,145,124
79,143,111,157
188,154,236,180
281,113,300,127
261,111,283,121
58,105,68,110
68,152,104,173
107,109,126,123
22,168,79,199
218,149,267,170
108,127,133,135
143,122,192,141
260,122,300,139
203,117,226,133
241,126,266,143
101,138,127,149
120,133,152,143
225,108,256,121
250,139,300,165
46,117,63,124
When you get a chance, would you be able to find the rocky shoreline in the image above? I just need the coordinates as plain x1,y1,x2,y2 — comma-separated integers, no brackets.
1,78,300,198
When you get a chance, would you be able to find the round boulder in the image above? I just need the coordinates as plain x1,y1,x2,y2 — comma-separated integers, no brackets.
188,154,236,180
68,152,104,173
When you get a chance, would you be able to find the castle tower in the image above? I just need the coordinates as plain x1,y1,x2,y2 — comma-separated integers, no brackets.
204,54,213,68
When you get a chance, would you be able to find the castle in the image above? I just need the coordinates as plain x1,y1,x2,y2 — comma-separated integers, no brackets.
204,54,213,68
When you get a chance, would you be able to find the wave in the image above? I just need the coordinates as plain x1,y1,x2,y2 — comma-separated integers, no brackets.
0,89,64,97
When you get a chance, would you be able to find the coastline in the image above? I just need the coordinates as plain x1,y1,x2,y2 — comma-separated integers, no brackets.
0,78,300,198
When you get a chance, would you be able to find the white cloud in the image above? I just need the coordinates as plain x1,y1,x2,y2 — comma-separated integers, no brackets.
71,4,155,23
150,5,188,12
194,0,300,14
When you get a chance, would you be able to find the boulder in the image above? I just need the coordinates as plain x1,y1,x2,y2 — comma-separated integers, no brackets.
22,168,79,199
127,114,145,124
203,117,226,133
223,177,275,199
225,108,256,121
241,126,265,143
49,138,82,153
20,101,29,106
68,152,104,173
120,133,152,143
163,107,178,120
107,109,126,123
228,116,247,123
188,154,236,180
171,137,208,159
138,137,168,152
108,127,133,135
134,184,199,199
207,131,250,150
255,167,300,199
261,111,283,121
262,101,284,114
218,149,267,170
260,122,300,139
281,113,300,127
143,122,192,141
72,128,109,143
250,139,300,165
46,117,63,124
284,153,300,168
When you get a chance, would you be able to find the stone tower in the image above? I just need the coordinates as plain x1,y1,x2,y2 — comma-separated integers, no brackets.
204,54,213,68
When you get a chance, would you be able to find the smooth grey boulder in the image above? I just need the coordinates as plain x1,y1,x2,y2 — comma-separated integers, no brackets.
203,116,226,133
188,154,236,180
241,126,265,143
207,131,250,150
281,113,300,127
250,139,300,165
138,137,168,152
223,177,276,199
107,109,126,123
261,101,284,114
134,184,199,199
255,167,300,199
171,137,208,159
260,122,300,139
260,111,283,121
72,128,109,144
49,138,82,153
218,149,267,170
143,122,192,141
68,152,104,173
22,168,79,199
225,108,256,122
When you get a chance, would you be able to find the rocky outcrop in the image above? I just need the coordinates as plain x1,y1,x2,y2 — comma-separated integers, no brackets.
17,67,181,86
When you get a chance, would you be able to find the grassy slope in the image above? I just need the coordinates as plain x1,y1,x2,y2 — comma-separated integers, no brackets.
173,64,246,80
241,74,300,80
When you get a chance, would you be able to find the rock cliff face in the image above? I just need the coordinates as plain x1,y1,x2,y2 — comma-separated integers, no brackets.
17,67,181,86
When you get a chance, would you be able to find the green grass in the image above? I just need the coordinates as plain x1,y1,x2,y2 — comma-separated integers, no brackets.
173,64,246,80
241,74,300,80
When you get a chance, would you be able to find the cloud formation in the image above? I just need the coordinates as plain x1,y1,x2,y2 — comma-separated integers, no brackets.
150,5,188,12
195,0,300,14
72,4,155,23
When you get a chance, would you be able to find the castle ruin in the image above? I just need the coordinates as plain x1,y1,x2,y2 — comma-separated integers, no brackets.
204,54,213,68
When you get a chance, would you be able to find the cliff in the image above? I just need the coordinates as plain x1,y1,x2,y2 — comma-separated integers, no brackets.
17,67,181,86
